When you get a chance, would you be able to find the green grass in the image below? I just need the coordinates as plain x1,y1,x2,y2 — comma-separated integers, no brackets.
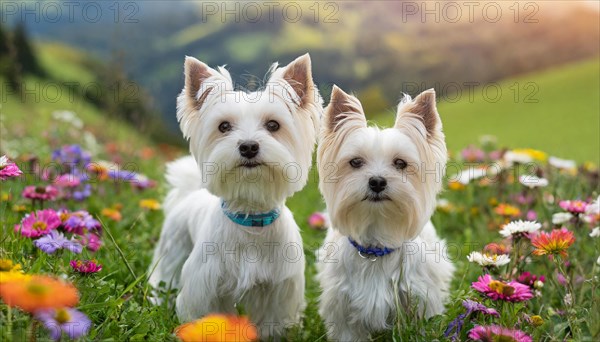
374,58,600,164
1,45,599,341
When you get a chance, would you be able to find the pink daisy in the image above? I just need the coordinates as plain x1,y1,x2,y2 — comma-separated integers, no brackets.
70,259,102,274
468,325,532,342
0,155,22,180
15,209,61,238
559,200,588,214
472,274,533,302
78,232,102,252
54,174,81,188
22,185,59,201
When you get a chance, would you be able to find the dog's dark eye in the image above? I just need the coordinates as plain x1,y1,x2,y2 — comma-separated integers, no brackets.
394,158,408,170
349,158,364,169
218,121,232,133
265,120,280,132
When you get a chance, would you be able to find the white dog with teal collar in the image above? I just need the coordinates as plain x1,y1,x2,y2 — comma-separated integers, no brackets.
148,54,321,339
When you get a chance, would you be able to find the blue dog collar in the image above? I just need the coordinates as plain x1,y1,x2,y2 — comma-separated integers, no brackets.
221,201,280,227
348,237,395,258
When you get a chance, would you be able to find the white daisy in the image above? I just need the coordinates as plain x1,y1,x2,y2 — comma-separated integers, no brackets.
0,155,7,167
454,167,488,185
548,156,576,170
519,175,548,188
503,150,533,165
467,251,510,267
499,220,541,237
590,227,600,238
552,212,573,225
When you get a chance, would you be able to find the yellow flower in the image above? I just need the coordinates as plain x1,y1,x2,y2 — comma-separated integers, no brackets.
448,181,465,191
0,259,29,284
139,199,161,211
0,259,20,272
1,192,11,201
12,204,27,212
176,314,258,342
530,315,544,327
512,148,547,162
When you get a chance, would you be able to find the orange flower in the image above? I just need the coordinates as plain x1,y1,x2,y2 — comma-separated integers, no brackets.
531,228,575,258
0,275,79,313
139,199,161,211
175,314,258,342
101,208,122,222
494,204,521,218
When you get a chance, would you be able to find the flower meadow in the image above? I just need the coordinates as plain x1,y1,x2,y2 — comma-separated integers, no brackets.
1,123,599,340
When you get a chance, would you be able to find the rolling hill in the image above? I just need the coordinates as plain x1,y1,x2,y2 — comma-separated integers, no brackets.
373,58,600,163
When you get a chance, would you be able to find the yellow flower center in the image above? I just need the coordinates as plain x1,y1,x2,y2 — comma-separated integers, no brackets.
489,280,515,296
55,308,71,324
27,283,49,295
0,259,13,271
494,335,517,342
33,221,47,231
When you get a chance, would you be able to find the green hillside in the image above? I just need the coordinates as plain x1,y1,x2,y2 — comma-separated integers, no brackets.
0,42,170,159
375,58,600,163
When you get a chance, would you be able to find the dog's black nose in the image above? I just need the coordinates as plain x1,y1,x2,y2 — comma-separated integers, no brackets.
368,176,387,193
239,141,259,159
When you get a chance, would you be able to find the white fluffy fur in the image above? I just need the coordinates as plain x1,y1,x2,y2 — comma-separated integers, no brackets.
316,86,454,341
149,54,321,338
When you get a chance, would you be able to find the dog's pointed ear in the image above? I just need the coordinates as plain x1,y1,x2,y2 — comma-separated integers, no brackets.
183,56,216,110
324,85,367,133
395,89,442,138
274,53,316,107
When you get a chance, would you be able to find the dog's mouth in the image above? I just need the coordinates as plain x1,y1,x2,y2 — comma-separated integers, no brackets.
362,194,391,202
238,161,263,169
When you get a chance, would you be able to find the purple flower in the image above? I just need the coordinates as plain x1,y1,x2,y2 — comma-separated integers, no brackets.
52,145,91,171
108,169,137,181
72,184,92,201
0,155,22,180
36,308,91,341
444,300,499,339
34,231,83,254
462,299,499,316
63,211,101,235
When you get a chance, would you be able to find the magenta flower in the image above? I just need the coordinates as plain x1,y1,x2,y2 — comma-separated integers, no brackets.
34,231,83,254
78,232,102,252
461,145,486,162
308,212,329,230
0,155,22,180
63,211,101,235
15,209,61,238
54,174,81,188
22,185,59,201
70,259,102,274
526,210,537,221
35,308,91,341
517,272,546,289
559,200,588,214
468,325,532,342
472,274,533,302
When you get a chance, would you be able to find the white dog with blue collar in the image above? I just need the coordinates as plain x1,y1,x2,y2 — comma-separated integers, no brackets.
316,86,455,341
148,54,321,338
